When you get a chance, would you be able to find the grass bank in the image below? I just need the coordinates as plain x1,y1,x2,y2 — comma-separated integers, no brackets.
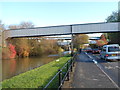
2,55,71,88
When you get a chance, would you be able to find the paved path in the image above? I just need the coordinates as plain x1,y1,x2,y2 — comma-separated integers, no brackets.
71,52,117,88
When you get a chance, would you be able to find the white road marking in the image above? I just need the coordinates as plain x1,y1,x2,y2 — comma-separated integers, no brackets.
84,52,119,88
96,64,119,88
96,56,100,59
93,60,98,64
115,66,120,69
84,52,93,59
105,66,113,69
93,79,98,81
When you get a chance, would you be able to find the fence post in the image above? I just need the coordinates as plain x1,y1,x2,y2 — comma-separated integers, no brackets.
67,61,69,81
73,56,75,67
73,58,75,67
58,69,62,88
71,59,73,72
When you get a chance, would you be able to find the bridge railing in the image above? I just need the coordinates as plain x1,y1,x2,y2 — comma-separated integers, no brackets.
43,53,76,89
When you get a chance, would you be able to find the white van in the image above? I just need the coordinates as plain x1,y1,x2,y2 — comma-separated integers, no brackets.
100,44,120,61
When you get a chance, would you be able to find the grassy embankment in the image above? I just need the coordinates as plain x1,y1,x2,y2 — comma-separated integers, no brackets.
2,55,71,88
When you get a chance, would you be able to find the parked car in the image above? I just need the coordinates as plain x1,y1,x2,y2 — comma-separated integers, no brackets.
92,48,101,54
100,44,120,61
82,47,92,53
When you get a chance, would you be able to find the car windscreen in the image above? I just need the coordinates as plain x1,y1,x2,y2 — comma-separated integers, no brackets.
84,48,92,50
108,47,120,52
93,48,98,50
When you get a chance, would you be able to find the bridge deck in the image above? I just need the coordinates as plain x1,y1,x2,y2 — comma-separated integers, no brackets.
3,22,120,39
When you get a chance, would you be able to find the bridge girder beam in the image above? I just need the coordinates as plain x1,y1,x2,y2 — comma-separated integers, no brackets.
4,22,120,39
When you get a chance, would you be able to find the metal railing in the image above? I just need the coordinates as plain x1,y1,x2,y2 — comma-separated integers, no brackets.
43,54,76,89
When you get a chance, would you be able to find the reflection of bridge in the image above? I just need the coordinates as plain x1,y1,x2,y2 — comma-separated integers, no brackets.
3,22,119,39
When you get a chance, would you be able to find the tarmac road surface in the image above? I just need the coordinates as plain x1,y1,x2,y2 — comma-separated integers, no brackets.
72,51,119,89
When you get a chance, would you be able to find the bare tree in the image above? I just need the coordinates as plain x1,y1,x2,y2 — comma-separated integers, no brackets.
8,21,34,29
8,25,20,29
0,20,5,47
19,21,34,28
0,20,5,31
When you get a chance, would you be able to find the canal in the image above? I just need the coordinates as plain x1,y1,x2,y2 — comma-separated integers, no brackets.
2,55,59,81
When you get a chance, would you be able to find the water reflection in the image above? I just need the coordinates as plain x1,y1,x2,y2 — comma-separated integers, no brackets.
2,55,59,81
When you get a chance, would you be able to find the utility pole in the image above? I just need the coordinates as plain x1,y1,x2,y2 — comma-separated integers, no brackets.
70,25,74,56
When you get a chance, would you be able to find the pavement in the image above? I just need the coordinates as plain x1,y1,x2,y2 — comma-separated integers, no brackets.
62,52,119,89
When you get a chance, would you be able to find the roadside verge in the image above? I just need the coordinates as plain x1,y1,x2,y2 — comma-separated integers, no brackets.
2,55,71,88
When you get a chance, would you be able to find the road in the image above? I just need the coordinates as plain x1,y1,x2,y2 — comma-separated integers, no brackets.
71,51,120,89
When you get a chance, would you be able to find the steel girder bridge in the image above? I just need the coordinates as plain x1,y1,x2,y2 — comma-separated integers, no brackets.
3,22,119,40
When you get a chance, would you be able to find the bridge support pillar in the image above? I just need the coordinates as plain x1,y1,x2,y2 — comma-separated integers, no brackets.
71,25,74,56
